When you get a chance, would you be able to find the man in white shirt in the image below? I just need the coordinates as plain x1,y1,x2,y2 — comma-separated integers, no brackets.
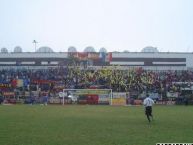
143,94,154,123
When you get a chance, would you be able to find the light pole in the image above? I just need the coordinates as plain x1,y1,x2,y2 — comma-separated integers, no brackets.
32,40,38,52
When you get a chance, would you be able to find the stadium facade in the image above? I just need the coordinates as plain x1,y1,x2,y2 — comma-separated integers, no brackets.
0,51,193,70
111,52,193,70
0,46,193,70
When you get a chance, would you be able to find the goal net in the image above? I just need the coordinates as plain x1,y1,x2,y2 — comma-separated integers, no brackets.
61,89,113,105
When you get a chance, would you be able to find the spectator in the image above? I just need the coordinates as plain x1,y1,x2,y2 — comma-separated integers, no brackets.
0,92,4,104
43,93,48,106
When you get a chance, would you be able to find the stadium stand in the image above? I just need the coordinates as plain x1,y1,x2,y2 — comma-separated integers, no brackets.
0,50,193,105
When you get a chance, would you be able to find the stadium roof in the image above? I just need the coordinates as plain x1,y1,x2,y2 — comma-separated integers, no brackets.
36,47,54,53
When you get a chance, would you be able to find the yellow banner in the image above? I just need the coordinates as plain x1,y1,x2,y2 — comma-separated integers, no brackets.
112,98,126,106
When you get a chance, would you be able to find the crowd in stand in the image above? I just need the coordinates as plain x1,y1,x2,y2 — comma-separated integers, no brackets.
0,67,193,99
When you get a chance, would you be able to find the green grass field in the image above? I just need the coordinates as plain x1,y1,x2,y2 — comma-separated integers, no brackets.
0,105,193,145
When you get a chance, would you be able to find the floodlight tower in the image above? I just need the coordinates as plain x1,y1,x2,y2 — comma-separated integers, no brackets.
32,40,38,52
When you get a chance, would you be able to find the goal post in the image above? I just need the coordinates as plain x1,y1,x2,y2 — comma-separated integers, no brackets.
62,89,113,105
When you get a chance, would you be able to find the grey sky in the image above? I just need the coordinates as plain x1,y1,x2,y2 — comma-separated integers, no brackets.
0,0,193,52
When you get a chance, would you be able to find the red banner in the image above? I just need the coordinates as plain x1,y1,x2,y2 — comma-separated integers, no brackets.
3,92,15,96
32,80,56,84
88,53,99,60
78,52,88,60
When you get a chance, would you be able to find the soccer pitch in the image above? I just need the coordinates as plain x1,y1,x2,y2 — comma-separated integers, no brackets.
0,105,193,145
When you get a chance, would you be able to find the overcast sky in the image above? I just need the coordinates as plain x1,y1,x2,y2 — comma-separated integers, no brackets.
0,0,193,52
